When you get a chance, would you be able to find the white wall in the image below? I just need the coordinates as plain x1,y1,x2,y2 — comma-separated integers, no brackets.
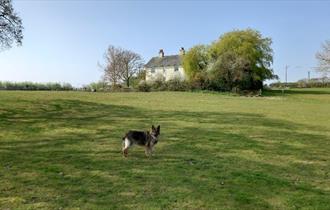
145,66,186,81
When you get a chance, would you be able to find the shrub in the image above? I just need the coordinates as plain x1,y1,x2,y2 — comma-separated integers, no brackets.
87,81,109,92
166,78,189,91
111,84,123,91
150,77,167,91
188,72,213,90
137,81,151,92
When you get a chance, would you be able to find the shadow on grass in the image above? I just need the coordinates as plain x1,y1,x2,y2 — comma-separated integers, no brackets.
0,99,329,209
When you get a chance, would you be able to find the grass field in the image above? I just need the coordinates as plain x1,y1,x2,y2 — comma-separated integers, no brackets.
0,89,329,209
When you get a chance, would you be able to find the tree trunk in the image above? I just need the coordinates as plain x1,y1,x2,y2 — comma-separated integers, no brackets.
126,66,129,87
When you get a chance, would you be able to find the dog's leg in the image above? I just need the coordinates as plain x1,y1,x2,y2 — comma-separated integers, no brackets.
144,147,149,157
123,138,131,157
150,147,154,156
145,146,151,157
123,148,128,157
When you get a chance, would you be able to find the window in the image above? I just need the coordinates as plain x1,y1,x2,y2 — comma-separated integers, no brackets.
151,68,155,73
174,66,179,72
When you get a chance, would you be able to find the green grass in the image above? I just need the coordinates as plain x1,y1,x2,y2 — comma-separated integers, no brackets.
0,89,329,209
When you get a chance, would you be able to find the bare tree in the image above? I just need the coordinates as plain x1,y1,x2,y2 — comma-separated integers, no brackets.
0,0,23,50
120,50,144,87
102,45,144,88
316,40,330,77
103,45,124,88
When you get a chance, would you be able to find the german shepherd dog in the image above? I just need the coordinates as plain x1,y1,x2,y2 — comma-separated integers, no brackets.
122,125,160,157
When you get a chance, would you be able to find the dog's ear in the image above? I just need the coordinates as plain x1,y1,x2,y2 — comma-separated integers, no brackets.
152,125,156,131
157,125,160,134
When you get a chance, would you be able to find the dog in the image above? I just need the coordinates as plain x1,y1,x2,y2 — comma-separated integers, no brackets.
122,125,160,157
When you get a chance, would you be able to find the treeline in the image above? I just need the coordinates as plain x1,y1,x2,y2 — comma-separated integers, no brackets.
270,77,330,88
0,81,74,91
83,78,262,96
81,78,192,92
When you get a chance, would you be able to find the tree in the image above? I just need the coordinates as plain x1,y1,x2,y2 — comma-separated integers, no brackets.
101,45,144,89
182,45,209,80
102,45,124,88
0,0,23,50
208,51,249,91
315,40,330,78
120,50,144,87
209,29,276,90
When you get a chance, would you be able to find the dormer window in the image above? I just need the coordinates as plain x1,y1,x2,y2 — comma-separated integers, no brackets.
151,68,155,73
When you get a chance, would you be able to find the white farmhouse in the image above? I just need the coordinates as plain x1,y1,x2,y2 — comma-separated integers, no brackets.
145,48,186,81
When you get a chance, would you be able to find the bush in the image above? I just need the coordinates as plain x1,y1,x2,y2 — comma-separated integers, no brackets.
166,78,189,91
137,81,151,92
111,84,123,91
189,72,215,90
150,77,167,91
87,81,109,92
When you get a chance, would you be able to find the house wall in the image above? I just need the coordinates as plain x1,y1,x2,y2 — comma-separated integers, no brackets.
145,66,185,81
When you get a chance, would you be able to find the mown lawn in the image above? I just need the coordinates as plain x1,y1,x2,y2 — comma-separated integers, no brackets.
0,89,329,209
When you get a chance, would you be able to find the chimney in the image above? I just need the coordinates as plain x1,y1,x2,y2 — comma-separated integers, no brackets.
179,47,185,55
159,49,164,58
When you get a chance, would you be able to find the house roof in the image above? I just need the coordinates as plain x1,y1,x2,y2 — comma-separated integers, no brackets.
145,55,182,68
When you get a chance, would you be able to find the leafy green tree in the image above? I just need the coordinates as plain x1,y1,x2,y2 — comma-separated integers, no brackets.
208,51,248,90
182,45,209,80
209,29,277,90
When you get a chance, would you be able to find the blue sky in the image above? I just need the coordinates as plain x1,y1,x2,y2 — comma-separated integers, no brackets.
0,0,329,86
